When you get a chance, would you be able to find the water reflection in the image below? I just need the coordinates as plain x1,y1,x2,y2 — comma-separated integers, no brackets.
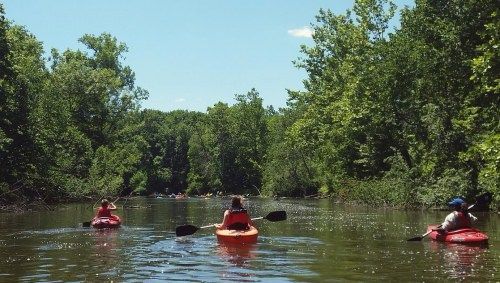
214,242,257,282
91,229,120,265
216,242,257,267
428,241,489,280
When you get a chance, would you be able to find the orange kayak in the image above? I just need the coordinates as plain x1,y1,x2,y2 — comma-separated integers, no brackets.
216,226,258,244
91,215,121,229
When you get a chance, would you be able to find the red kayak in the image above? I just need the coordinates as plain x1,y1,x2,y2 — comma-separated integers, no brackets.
216,226,258,244
91,215,122,229
427,225,488,244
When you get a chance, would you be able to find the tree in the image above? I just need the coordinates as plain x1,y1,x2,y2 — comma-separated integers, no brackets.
230,89,269,194
35,33,148,198
188,90,269,195
0,7,47,200
291,0,398,190
262,103,317,197
285,0,499,205
188,102,232,195
136,109,202,195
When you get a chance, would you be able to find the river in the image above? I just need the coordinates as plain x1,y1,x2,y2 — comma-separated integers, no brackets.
0,197,498,282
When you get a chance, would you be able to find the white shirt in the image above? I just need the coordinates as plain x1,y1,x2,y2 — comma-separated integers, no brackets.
441,211,477,231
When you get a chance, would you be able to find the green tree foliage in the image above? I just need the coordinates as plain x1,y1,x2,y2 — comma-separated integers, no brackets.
88,138,146,197
393,0,498,204
284,0,499,206
288,0,399,194
188,89,268,196
0,9,149,202
42,33,148,197
230,89,269,193
262,102,317,197
0,7,46,200
188,102,234,195
137,109,203,195
464,6,500,200
1,1,498,207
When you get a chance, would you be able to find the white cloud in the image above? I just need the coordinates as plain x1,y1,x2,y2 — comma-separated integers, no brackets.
288,26,313,38
175,98,186,103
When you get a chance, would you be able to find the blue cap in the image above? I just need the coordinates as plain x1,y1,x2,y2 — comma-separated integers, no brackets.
448,197,465,206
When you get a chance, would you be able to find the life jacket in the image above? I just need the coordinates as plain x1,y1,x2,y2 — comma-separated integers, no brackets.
97,206,112,218
226,207,250,230
453,211,472,230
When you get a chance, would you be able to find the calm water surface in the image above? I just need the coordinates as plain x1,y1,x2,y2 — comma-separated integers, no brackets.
0,197,498,282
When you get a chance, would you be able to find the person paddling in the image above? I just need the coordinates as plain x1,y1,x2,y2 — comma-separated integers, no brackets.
215,196,253,230
433,197,477,233
95,199,118,218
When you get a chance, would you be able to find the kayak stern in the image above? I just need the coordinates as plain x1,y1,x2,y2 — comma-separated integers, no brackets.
216,226,258,244
427,225,488,244
91,215,122,229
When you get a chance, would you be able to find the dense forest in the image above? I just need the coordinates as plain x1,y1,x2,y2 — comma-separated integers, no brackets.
0,0,498,208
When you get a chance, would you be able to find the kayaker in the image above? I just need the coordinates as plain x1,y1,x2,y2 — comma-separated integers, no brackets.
434,197,477,232
215,195,253,230
96,199,117,218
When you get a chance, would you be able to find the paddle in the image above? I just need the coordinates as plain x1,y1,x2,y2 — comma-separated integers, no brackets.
175,210,287,237
83,196,120,227
407,192,492,241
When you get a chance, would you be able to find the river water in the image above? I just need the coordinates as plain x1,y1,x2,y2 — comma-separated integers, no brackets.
0,197,498,282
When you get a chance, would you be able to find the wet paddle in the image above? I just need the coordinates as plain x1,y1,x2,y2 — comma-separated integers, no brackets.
407,192,492,241
82,196,120,227
406,224,442,242
175,210,287,237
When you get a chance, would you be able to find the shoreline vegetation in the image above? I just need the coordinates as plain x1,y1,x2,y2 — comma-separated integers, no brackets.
0,1,498,210
0,193,493,213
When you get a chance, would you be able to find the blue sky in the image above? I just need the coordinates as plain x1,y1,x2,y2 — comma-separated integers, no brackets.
3,0,413,112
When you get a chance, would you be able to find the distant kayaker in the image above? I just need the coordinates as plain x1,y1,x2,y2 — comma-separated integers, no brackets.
96,199,117,218
215,195,253,230
434,197,477,232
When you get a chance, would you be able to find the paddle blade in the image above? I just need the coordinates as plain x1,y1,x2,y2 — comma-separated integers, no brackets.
176,224,199,237
407,236,423,241
82,221,91,227
264,211,287,222
476,192,492,206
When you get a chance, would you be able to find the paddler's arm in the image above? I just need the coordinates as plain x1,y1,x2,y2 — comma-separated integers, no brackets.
432,227,445,233
247,214,253,226
108,202,117,210
468,212,478,222
436,212,456,232
216,210,230,229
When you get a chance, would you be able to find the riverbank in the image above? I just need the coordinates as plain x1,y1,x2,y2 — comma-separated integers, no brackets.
1,193,495,214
